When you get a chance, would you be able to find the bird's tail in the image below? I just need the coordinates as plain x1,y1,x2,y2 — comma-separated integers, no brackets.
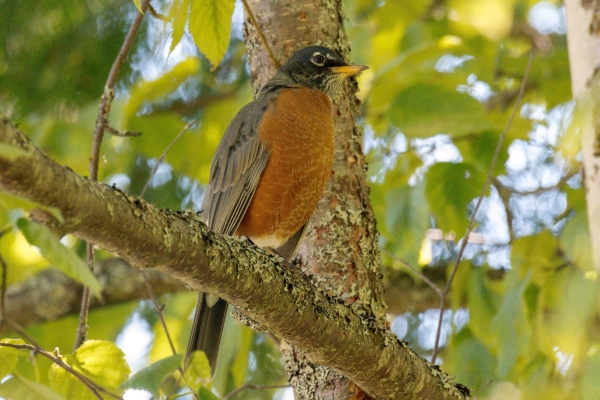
186,292,228,376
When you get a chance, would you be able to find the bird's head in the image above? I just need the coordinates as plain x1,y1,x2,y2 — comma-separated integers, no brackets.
272,46,367,98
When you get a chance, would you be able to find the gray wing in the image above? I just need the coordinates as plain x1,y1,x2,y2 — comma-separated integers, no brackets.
201,98,270,235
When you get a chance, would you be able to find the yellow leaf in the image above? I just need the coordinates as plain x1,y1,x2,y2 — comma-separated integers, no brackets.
184,351,212,392
169,0,191,53
0,339,25,380
124,57,201,123
189,0,235,67
132,0,143,13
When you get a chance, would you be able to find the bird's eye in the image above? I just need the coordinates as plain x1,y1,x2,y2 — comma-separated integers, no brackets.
311,53,326,66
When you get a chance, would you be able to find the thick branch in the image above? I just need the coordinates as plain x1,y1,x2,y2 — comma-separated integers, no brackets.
0,118,469,399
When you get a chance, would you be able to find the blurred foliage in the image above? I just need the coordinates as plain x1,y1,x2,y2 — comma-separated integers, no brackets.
0,0,596,399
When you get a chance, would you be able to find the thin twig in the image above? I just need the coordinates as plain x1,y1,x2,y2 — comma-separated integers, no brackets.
105,125,142,137
224,384,289,400
148,3,167,21
430,51,534,364
0,248,7,331
75,0,152,352
74,242,94,352
140,270,177,355
381,248,443,298
140,119,197,198
0,342,121,400
241,0,280,68
138,119,199,397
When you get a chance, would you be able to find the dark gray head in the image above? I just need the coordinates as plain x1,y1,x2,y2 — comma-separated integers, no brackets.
262,46,367,98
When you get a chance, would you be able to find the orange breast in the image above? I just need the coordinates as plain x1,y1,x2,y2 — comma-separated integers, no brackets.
235,87,334,248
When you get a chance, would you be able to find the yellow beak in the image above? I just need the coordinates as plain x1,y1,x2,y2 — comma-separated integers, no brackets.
330,65,368,77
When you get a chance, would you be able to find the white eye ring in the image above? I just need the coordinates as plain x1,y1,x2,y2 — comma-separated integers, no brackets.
311,52,326,66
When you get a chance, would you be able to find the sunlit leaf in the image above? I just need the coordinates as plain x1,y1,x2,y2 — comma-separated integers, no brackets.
184,351,211,392
424,162,484,234
169,0,191,53
16,218,102,298
48,354,94,400
123,354,183,397
0,339,25,380
74,340,131,391
132,0,142,13
189,0,236,67
124,57,201,123
0,374,65,400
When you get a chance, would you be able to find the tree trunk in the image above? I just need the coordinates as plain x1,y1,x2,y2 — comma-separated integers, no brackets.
243,0,386,398
565,0,600,270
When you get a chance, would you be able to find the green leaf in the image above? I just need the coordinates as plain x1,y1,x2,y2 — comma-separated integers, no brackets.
16,218,102,298
185,351,212,393
198,386,221,400
455,130,509,176
0,142,30,160
73,340,131,390
169,0,191,53
0,375,66,400
123,354,183,397
561,211,593,271
48,354,94,400
490,269,531,378
0,192,64,224
383,181,430,266
0,339,25,380
424,162,484,234
512,232,560,287
581,350,600,400
189,0,236,67
390,83,491,138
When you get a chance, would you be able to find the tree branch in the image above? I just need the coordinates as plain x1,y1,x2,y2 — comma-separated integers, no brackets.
0,118,470,399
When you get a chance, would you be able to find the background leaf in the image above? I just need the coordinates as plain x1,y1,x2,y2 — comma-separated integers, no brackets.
189,0,236,66
16,218,102,298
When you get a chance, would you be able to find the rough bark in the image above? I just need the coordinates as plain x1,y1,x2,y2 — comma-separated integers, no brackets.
565,0,600,270
243,0,387,398
0,118,470,399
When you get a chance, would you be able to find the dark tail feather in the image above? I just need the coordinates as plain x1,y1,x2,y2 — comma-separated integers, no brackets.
187,293,228,376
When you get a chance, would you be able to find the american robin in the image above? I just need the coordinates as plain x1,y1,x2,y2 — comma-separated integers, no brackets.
187,45,367,374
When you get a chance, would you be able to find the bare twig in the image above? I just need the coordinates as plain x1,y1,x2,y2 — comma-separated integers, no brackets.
0,247,8,331
241,0,281,68
224,384,289,400
430,51,534,364
140,119,197,198
105,125,142,137
75,0,152,352
148,3,167,21
381,248,443,299
0,342,121,400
